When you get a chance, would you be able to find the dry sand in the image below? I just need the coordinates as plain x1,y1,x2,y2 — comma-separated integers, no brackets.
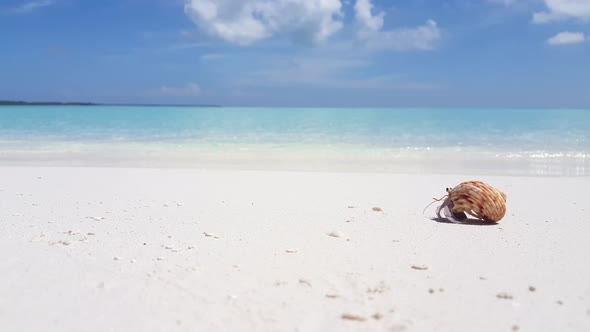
0,166,589,331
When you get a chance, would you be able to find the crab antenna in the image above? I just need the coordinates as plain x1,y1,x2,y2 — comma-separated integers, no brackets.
431,194,447,202
422,195,447,217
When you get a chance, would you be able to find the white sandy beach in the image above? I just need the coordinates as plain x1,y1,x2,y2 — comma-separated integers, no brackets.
1,166,589,331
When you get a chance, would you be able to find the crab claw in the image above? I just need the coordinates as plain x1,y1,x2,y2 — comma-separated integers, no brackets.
437,200,467,223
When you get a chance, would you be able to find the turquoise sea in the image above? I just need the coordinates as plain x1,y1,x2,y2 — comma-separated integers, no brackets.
0,106,588,176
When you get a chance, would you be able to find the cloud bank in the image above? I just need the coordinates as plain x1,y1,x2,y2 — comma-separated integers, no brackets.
184,0,343,45
184,0,440,50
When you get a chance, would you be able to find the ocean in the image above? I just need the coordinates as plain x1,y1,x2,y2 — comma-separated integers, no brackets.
0,106,588,176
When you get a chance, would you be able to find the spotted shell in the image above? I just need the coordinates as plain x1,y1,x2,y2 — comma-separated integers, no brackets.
447,181,507,222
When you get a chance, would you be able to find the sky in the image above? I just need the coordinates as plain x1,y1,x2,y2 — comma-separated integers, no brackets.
0,0,589,107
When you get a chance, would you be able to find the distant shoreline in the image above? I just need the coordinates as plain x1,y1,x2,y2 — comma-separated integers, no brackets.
0,101,98,106
0,101,221,107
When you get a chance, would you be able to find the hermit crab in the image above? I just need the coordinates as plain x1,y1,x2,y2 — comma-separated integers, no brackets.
434,181,507,223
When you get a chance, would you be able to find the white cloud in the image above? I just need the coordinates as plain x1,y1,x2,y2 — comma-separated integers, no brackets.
546,31,586,45
533,0,590,23
380,20,440,51
184,0,441,51
355,0,384,31
153,83,201,97
354,0,440,51
5,0,54,14
358,19,441,51
184,0,343,45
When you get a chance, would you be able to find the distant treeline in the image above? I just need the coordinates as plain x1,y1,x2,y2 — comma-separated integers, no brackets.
0,100,97,106
0,100,221,107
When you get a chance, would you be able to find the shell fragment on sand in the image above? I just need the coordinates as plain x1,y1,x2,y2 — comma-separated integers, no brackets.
341,313,367,322
411,265,428,270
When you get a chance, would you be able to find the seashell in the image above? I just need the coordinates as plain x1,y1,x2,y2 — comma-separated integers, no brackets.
436,181,506,223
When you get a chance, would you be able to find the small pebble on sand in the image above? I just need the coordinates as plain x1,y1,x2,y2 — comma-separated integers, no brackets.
341,313,367,322
203,232,219,238
298,278,312,287
372,207,383,212
285,249,299,253
367,283,389,294
528,286,536,292
328,231,343,238
496,292,513,300
325,294,339,298
113,256,120,261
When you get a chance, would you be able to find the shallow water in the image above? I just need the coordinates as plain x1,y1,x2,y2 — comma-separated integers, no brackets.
0,106,588,175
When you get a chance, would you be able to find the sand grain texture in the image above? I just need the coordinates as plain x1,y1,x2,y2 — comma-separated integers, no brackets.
0,166,589,331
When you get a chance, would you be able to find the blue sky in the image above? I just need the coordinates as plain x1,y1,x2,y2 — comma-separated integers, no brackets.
1,0,589,107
